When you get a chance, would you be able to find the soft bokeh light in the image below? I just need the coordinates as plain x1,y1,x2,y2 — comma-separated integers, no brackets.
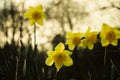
0,0,120,50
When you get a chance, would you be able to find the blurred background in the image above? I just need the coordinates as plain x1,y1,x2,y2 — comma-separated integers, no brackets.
0,0,120,80
0,0,120,50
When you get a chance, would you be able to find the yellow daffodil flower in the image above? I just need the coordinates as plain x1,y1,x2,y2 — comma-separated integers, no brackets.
66,32,84,50
100,24,120,47
45,42,73,72
81,27,98,50
24,5,46,25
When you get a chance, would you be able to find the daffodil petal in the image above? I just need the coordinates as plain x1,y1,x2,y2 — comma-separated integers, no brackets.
55,63,63,72
42,13,47,18
36,5,43,11
86,27,91,34
100,24,110,38
55,42,64,52
29,6,34,10
79,39,87,48
24,12,31,18
63,56,73,66
30,19,35,25
68,45,75,50
63,50,72,55
66,39,72,45
111,40,118,46
66,32,73,39
88,43,94,50
101,39,109,47
102,24,111,31
45,57,54,66
36,19,43,25
47,51,55,56
115,29,120,39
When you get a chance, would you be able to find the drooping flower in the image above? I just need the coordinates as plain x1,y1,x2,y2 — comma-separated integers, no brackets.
24,5,46,25
45,42,73,72
81,27,98,50
66,32,84,50
100,24,120,47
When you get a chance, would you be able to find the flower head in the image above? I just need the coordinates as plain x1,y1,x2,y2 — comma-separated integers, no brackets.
81,27,98,50
66,32,84,50
100,24,120,47
24,5,46,25
45,42,73,72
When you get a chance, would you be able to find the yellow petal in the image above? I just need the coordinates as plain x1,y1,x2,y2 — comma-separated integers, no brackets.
115,28,120,39
36,5,43,11
68,44,75,50
29,6,34,10
63,56,73,66
36,19,43,25
102,24,111,31
66,32,73,39
100,31,104,38
42,13,47,18
75,32,84,38
55,42,65,52
111,40,118,46
24,11,31,18
55,63,63,72
30,19,35,25
63,50,72,55
79,39,87,48
101,38,109,47
45,57,54,66
65,39,72,44
47,51,55,56
92,32,98,35
88,43,94,50
101,24,111,37
86,27,91,34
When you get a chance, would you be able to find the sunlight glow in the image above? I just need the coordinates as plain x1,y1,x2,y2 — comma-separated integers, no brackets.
0,0,120,51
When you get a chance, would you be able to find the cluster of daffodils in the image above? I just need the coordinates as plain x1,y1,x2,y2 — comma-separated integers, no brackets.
24,5,120,72
46,24,120,72
66,27,98,50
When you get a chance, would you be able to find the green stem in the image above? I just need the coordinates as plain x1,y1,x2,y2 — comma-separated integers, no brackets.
88,70,92,80
110,59,120,76
34,23,39,80
15,56,18,80
34,23,36,51
54,71,57,80
104,47,107,66
15,54,21,80
103,47,107,80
